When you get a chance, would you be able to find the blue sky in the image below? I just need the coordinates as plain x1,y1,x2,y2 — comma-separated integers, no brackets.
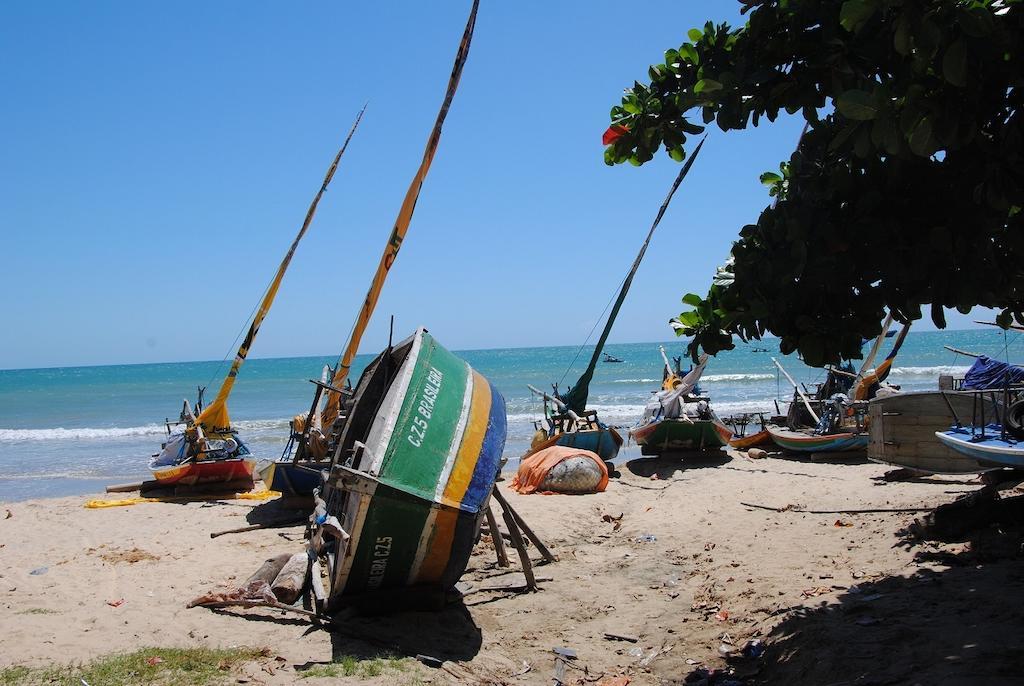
0,1,989,370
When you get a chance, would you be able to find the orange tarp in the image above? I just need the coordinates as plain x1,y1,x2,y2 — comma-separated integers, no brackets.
510,445,609,495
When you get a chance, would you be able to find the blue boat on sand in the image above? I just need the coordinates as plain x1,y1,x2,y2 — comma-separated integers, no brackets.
935,426,1024,468
933,355,1024,469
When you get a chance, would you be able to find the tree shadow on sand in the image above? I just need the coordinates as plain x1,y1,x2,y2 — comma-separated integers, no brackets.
625,452,731,479
714,515,1024,685
244,497,309,526
763,450,872,466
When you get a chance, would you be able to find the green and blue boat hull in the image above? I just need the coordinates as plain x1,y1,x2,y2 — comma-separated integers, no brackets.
553,427,623,462
767,424,868,453
324,329,506,605
630,418,731,455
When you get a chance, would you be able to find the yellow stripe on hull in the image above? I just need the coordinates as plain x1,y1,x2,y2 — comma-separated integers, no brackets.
441,370,491,509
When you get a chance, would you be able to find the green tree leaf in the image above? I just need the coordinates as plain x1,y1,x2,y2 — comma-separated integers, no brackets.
694,79,723,94
835,90,878,120
840,0,876,33
942,38,967,87
909,117,934,156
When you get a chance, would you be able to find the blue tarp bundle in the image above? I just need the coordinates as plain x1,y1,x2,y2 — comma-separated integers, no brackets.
962,356,1024,390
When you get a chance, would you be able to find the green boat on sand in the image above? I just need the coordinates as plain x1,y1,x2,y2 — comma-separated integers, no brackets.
317,328,507,608
629,348,730,455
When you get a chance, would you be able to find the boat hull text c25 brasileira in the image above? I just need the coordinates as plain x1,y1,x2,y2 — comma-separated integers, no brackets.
316,328,507,608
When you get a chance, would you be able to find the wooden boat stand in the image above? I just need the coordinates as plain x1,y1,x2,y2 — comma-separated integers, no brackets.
483,488,556,592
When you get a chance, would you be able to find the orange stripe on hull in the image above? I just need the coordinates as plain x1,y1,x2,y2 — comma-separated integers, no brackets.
414,508,459,584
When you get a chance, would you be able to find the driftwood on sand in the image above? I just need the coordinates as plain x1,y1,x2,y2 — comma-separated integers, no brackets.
739,501,932,514
246,553,292,586
271,552,310,605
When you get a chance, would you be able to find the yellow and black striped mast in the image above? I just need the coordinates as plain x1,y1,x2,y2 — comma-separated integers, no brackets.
194,108,366,436
320,0,480,426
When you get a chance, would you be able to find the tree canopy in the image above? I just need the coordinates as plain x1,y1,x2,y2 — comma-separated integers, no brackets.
604,0,1023,366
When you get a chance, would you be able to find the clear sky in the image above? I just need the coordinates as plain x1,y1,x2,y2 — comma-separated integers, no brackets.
0,1,989,370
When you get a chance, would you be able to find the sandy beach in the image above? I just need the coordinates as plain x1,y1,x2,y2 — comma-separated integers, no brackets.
2,450,1021,684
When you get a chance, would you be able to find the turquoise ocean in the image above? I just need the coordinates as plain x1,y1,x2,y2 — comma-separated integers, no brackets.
2,329,1022,502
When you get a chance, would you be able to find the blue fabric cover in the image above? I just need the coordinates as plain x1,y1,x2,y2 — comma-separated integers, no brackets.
962,356,1024,390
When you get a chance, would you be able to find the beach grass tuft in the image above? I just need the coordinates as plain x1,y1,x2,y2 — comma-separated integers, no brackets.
13,608,59,615
0,646,266,685
298,654,409,679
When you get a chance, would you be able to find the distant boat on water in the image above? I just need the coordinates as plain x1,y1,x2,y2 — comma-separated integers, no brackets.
603,353,624,363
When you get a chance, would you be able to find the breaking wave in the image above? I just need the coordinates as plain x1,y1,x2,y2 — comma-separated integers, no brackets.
701,373,776,383
889,365,971,377
612,372,775,384
0,425,167,441
0,417,291,442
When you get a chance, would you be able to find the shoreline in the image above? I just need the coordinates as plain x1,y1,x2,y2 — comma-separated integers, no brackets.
3,449,1021,684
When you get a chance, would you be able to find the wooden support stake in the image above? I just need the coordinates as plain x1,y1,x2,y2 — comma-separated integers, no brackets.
485,504,510,567
496,495,537,592
310,558,326,604
491,487,557,564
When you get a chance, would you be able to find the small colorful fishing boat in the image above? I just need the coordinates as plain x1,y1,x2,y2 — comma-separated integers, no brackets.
766,424,869,453
935,426,1024,468
150,404,257,486
633,418,731,454
526,389,624,463
147,112,364,489
764,320,913,456
726,413,773,449
319,327,507,607
630,348,730,455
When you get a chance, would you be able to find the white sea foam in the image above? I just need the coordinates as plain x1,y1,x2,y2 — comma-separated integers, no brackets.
889,365,971,377
506,402,646,426
0,417,291,442
0,425,168,441
711,399,782,415
701,373,776,383
612,372,775,384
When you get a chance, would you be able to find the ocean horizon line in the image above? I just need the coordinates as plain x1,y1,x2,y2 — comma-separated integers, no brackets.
0,327,989,374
